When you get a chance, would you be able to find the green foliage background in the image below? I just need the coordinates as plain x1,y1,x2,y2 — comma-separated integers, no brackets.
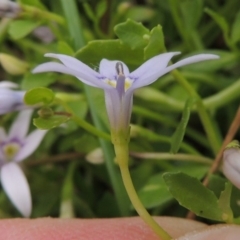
0,0,239,223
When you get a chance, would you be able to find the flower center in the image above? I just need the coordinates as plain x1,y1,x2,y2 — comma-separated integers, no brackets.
2,142,21,161
104,78,132,91
103,62,133,91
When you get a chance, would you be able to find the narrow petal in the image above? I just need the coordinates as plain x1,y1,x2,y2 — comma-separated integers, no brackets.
14,130,47,162
129,52,180,82
131,53,219,89
104,89,121,131
121,90,133,130
0,89,26,115
0,162,32,217
8,109,33,140
99,59,130,80
33,62,112,90
45,53,104,80
0,81,19,89
222,147,240,189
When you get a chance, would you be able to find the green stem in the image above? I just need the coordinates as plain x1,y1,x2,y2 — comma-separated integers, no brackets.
60,0,129,216
171,70,221,154
55,98,111,141
114,142,172,240
20,4,65,25
131,152,212,164
203,78,240,110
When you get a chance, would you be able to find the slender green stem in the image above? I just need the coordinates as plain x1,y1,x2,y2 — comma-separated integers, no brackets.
55,97,111,140
60,0,130,216
203,78,240,110
171,70,221,154
114,142,172,240
71,115,111,141
20,4,65,25
130,152,212,164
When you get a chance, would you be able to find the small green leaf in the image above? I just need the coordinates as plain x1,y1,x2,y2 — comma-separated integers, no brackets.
9,20,40,40
218,182,233,223
34,115,69,129
75,39,144,68
96,0,107,19
170,98,196,153
231,11,240,44
144,25,165,60
163,172,224,221
24,87,55,105
139,165,208,209
114,19,149,49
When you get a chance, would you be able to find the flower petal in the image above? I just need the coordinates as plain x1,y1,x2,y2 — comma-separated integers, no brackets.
104,89,121,131
45,53,101,78
0,89,26,115
8,109,33,140
222,147,240,189
0,162,32,217
129,52,180,82
14,130,47,162
99,59,130,80
33,62,112,90
130,53,219,89
0,81,19,89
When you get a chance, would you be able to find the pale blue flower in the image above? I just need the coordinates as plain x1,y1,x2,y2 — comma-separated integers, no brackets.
0,0,21,18
223,141,240,189
0,81,26,115
33,52,219,133
0,109,47,217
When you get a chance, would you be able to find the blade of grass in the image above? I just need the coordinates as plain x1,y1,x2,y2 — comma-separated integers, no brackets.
60,0,130,216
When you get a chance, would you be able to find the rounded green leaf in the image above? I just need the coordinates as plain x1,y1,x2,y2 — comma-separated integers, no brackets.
163,172,224,221
24,87,55,105
114,19,149,49
9,20,40,40
34,115,69,130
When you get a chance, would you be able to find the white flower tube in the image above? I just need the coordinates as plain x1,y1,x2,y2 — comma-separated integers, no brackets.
222,140,240,189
